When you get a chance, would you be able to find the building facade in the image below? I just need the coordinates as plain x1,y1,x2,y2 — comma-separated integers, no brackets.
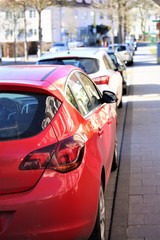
0,2,158,57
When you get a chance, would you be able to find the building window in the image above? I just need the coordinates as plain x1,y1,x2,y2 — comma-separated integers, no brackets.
5,30,13,39
29,10,36,18
6,12,12,19
28,29,37,37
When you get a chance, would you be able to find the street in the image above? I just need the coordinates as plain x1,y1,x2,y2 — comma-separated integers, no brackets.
106,44,160,240
0,44,158,240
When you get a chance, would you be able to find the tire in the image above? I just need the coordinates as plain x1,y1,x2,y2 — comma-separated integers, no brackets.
89,182,106,240
122,85,127,95
129,59,134,66
111,139,118,171
117,98,123,108
127,60,133,66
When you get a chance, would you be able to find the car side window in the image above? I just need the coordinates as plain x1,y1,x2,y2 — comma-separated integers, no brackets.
76,72,101,111
117,46,126,51
76,72,100,101
66,72,101,116
66,86,79,110
66,73,91,116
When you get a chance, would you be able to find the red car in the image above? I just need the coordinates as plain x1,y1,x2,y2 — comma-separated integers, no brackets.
0,65,117,240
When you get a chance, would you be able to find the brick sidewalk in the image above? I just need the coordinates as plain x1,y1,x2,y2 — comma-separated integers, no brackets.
109,46,160,240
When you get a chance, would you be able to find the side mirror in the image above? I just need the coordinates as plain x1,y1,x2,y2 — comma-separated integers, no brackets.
102,90,117,103
118,64,125,72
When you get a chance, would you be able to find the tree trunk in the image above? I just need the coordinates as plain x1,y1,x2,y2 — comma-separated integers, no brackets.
24,8,28,60
37,10,42,57
117,1,123,43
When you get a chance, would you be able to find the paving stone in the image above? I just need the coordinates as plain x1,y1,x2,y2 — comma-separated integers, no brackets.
130,166,142,174
129,195,143,204
108,47,160,240
143,194,160,203
144,213,160,224
128,225,160,239
128,238,144,240
130,178,142,187
129,203,159,214
128,214,144,225
129,186,156,195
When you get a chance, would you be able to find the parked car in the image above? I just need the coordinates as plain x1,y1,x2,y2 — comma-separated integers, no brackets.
68,41,84,48
133,39,138,51
49,42,68,53
125,38,138,51
107,50,128,95
0,46,2,62
0,65,117,240
37,48,123,108
126,42,135,55
108,43,134,65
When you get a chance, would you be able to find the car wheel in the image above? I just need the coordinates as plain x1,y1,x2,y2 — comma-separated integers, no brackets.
129,59,134,66
122,85,127,95
89,182,106,240
111,139,118,171
117,98,123,108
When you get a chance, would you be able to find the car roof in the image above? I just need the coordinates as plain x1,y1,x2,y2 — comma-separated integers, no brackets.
0,65,78,89
39,48,107,61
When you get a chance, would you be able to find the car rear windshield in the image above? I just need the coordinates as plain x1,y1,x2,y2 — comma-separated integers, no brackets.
0,93,61,140
116,46,126,51
109,45,126,51
37,58,99,74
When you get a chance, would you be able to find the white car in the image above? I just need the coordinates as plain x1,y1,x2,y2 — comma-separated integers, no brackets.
126,38,138,51
0,46,2,62
49,42,68,53
108,43,133,65
37,48,123,108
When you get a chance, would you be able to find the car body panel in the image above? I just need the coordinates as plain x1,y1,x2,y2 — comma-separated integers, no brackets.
108,43,133,65
0,65,117,239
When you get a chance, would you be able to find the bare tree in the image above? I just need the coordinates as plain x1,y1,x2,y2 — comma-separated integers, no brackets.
128,0,157,41
0,0,23,60
28,0,54,57
104,0,158,44
29,0,82,56
14,0,31,60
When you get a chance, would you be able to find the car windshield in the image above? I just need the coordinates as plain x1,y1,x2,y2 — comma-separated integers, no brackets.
0,93,61,140
109,45,126,51
37,57,99,74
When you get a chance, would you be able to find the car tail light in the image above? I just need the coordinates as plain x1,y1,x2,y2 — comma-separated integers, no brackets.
19,136,85,173
93,75,110,85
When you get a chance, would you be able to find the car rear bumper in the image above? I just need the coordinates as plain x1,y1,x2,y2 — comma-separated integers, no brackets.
0,168,99,240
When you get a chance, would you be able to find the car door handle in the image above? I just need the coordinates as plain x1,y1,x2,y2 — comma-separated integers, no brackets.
98,127,104,136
